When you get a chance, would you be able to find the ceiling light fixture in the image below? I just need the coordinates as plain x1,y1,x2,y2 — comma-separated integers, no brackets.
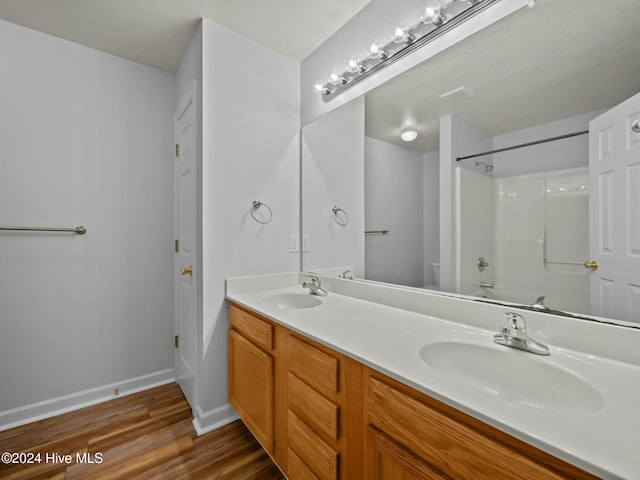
401,129,418,142
314,0,502,101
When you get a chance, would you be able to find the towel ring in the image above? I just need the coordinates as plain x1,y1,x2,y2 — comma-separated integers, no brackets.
332,206,349,226
250,200,273,224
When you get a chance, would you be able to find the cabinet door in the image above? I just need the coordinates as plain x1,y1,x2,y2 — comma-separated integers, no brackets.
366,427,448,480
228,329,274,453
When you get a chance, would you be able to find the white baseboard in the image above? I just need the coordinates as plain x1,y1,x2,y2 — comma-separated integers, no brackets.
0,368,176,432
192,403,239,436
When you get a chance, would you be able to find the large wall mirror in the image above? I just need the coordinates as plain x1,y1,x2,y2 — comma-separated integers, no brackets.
301,0,640,325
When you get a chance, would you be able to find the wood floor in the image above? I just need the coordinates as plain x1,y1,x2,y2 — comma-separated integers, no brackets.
0,383,284,480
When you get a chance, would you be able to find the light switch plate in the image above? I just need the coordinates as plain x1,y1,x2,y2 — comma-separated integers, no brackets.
289,234,300,253
302,234,311,252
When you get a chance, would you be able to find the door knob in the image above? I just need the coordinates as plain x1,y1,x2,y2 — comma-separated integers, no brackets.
584,261,598,271
181,266,193,276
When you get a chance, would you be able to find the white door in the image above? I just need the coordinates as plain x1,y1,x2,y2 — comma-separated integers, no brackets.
174,83,197,406
589,91,640,322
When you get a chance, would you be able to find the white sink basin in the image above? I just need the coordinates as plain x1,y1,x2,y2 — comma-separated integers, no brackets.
262,292,323,310
419,341,604,413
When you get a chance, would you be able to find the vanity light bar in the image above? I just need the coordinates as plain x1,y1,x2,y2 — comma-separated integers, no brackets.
315,0,502,101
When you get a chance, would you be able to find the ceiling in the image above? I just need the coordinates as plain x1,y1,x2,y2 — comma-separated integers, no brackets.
3,0,638,152
0,0,371,71
365,0,640,153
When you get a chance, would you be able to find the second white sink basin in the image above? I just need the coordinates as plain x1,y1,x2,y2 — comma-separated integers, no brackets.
262,292,323,310
419,341,604,414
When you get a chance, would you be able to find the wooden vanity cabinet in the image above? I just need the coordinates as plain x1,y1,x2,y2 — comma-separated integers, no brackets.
228,302,365,479
285,333,364,480
228,301,596,480
366,426,448,480
365,370,598,480
228,304,276,454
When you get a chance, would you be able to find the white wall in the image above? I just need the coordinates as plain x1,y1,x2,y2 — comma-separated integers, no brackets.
457,168,495,295
423,151,440,287
302,98,365,277
196,19,300,432
0,20,176,429
364,137,423,286
440,115,492,293
301,0,529,124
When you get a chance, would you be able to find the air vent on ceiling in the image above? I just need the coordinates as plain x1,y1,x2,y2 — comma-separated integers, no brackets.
440,86,475,104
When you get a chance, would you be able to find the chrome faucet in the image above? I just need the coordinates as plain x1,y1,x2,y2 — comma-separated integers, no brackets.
493,312,549,355
302,275,328,296
531,295,550,311
338,269,353,279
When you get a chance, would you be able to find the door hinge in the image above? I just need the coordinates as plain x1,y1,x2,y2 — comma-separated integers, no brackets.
175,144,180,158
174,335,179,348
175,239,179,252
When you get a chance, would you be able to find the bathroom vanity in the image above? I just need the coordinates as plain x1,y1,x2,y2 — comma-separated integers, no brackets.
226,273,640,480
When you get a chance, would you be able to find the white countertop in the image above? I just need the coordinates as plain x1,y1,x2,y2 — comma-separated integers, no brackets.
226,274,640,479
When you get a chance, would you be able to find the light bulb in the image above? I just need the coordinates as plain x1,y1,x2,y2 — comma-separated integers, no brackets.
329,71,347,86
401,129,418,142
368,42,388,60
347,56,366,74
313,81,332,95
391,25,414,44
422,2,444,25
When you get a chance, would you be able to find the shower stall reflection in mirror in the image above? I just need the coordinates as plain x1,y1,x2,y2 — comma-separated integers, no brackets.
457,157,590,316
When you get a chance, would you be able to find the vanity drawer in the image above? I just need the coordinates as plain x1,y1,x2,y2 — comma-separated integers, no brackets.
368,375,569,480
288,372,340,441
229,304,273,351
288,335,339,396
288,410,338,480
288,448,320,480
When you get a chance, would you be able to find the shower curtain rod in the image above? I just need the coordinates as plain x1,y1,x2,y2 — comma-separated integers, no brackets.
456,130,589,162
